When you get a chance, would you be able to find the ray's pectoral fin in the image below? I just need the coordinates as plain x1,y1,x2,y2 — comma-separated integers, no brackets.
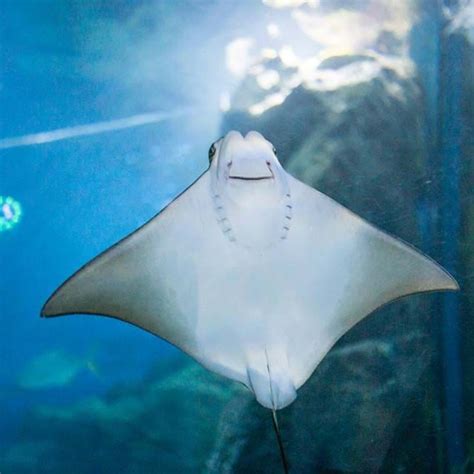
41,183,201,358
296,213,461,392
41,234,152,322
340,220,459,332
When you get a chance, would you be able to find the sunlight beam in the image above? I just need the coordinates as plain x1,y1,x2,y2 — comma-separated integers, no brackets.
0,109,193,150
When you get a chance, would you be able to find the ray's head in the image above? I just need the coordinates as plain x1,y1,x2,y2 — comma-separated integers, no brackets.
208,131,283,185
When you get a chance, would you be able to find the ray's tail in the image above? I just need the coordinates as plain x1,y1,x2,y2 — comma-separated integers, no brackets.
271,409,289,474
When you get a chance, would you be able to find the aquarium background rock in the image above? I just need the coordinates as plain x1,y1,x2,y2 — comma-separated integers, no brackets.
1,357,241,473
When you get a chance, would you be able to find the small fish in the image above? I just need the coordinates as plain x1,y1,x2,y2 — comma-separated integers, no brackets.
19,350,97,390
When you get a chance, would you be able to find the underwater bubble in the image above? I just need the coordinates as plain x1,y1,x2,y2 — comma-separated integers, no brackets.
0,196,22,232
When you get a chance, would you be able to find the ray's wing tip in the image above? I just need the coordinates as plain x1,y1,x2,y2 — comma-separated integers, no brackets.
40,297,56,318
434,266,460,292
445,274,460,292
415,247,460,293
40,290,68,318
41,300,77,318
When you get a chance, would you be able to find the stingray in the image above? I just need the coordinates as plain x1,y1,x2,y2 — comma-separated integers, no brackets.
42,130,458,472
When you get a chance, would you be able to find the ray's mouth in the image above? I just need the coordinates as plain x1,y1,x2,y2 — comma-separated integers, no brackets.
229,175,273,181
228,160,274,181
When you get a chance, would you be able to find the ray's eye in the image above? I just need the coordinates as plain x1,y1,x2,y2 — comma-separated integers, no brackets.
208,143,217,163
272,146,277,156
